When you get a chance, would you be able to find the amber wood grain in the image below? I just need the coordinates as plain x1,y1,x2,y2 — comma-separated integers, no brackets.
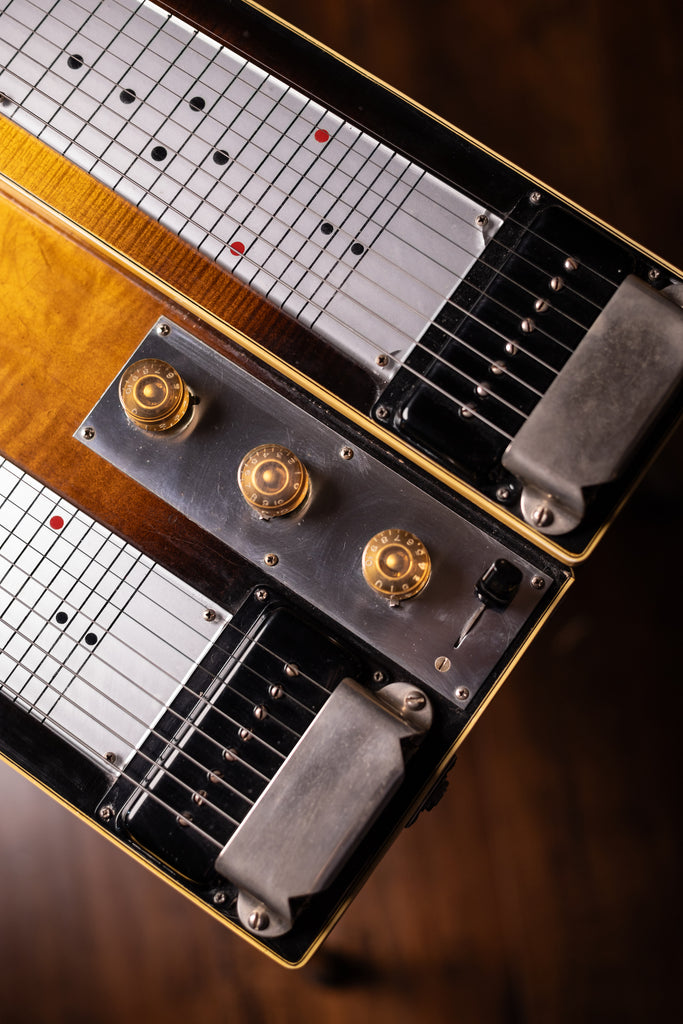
0,0,682,1021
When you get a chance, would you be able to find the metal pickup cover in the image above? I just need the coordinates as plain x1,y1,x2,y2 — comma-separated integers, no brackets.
215,678,432,937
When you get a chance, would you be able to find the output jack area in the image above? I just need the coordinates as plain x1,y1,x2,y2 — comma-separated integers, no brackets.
362,529,431,603
238,445,309,518
119,358,191,432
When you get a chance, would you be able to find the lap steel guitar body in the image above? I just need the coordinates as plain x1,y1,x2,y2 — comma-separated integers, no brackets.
0,0,681,966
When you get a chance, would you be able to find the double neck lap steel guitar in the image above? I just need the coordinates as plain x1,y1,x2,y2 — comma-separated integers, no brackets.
0,0,681,966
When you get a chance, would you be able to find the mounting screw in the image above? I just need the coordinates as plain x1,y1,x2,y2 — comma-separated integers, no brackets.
202,608,216,622
81,426,95,440
529,190,542,204
531,576,546,590
99,805,114,822
376,405,389,420
564,256,579,272
255,589,268,602
531,505,554,528
455,686,470,701
213,891,227,906
104,751,117,764
340,446,354,460
264,553,279,567
475,213,489,228
403,691,426,711
496,485,513,503
157,322,171,336
648,267,661,282
269,684,284,699
434,656,452,673
373,670,385,683
248,909,270,932
284,663,299,678
375,354,389,367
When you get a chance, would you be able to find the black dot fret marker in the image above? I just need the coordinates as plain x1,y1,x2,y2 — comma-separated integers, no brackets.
119,88,136,105
84,632,98,646
67,54,84,71
320,222,334,235
351,242,364,256
151,145,168,162
212,149,230,166
189,96,205,111
55,611,68,625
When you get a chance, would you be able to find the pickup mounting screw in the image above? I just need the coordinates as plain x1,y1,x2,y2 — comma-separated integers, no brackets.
255,589,268,602
81,426,95,440
403,691,426,711
284,663,299,678
564,257,579,272
375,354,389,367
104,751,117,764
529,191,542,204
202,608,216,621
99,805,114,822
648,267,661,282
248,909,270,932
269,684,284,699
475,213,489,228
434,656,452,673
531,576,546,590
531,504,554,528
213,891,227,906
264,552,279,567
496,485,512,503
376,405,389,420
156,322,171,336
340,446,354,460
455,686,470,700
373,670,385,683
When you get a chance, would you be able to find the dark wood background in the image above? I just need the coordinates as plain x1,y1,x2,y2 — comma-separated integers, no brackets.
1,0,681,1020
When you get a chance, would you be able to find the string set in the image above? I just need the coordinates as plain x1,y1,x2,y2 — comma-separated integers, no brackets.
0,0,615,441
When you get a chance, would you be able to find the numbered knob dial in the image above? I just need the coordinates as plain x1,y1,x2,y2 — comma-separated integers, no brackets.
362,529,431,601
238,445,309,518
119,358,191,432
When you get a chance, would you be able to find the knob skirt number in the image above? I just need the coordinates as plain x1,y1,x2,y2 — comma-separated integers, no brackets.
238,445,310,518
119,358,191,432
362,529,431,601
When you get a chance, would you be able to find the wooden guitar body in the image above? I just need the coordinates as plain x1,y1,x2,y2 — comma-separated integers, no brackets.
0,0,680,967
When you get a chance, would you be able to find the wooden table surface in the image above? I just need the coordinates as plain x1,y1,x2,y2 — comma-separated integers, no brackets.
1,1,681,1021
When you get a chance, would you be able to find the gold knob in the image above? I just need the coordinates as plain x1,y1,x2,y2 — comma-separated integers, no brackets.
119,358,191,432
238,445,309,518
362,529,431,601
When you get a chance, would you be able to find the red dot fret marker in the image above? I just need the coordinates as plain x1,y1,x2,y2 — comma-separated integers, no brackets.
229,241,246,256
314,128,329,143
49,515,64,530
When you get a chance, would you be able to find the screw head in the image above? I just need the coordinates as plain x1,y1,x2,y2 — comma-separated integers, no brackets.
284,663,299,678
340,446,354,460
81,426,95,440
531,576,546,590
104,751,117,764
564,256,579,272
376,405,389,420
157,322,171,336
255,589,268,602
475,213,489,228
648,267,661,282
269,684,284,699
531,505,554,528
248,909,270,932
202,608,216,622
434,656,452,673
373,670,385,683
403,691,426,711
455,686,470,701
375,354,389,367
496,485,512,503
99,805,114,822
213,891,227,906
264,553,279,567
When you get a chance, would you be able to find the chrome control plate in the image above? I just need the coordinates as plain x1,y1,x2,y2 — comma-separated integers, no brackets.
76,319,553,704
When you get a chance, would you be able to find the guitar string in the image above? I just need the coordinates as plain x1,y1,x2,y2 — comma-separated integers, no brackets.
0,471,346,776
0,666,233,850
23,0,611,319
1,0,599,352
1,3,596,384
0,37,570,401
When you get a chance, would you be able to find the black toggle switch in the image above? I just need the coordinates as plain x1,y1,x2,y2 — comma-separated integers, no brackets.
455,559,523,648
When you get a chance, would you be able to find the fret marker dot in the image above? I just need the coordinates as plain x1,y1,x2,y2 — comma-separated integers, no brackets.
189,96,206,111
213,149,230,166
67,54,84,71
351,242,364,256
55,611,68,625
320,222,334,235
314,128,330,143
49,515,64,530
84,632,98,647
120,88,136,105
229,241,246,255
151,145,168,162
